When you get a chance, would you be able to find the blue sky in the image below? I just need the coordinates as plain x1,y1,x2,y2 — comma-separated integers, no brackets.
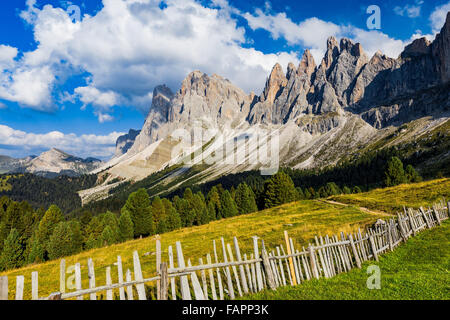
0,0,449,160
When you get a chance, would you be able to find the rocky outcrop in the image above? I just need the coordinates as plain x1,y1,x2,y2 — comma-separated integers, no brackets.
115,129,141,157
432,11,450,83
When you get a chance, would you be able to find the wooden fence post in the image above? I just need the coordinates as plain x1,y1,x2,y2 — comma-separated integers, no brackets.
176,241,191,300
348,234,361,269
155,236,161,300
60,259,66,294
16,276,24,300
106,266,113,300
447,202,450,217
87,258,96,300
133,251,146,300
125,269,133,300
284,231,297,285
420,207,432,229
368,236,379,262
48,292,62,300
433,207,442,226
117,256,125,300
253,236,264,291
75,263,83,300
32,271,39,300
160,262,168,300
0,276,8,300
233,237,249,294
308,246,319,279
168,246,177,300
261,249,276,290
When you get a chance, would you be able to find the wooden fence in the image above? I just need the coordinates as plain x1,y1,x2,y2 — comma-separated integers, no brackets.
0,200,448,300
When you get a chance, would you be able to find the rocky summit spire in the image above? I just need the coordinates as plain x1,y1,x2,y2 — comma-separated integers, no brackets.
323,36,339,71
297,49,316,77
432,11,450,83
261,63,288,104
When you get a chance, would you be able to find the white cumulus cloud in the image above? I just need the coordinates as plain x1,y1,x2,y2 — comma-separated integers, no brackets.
0,124,124,159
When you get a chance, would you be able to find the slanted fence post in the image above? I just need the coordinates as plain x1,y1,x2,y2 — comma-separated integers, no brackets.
261,249,276,290
420,207,432,229
176,241,191,300
133,251,146,300
348,234,361,268
368,236,379,262
284,231,297,285
308,246,319,279
87,258,96,300
0,276,8,300
117,256,125,300
433,206,442,226
160,262,169,300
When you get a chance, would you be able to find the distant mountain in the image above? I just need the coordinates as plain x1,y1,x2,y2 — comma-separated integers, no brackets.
0,148,102,178
82,12,450,204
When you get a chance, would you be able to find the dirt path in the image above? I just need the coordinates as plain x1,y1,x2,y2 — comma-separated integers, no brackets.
318,199,393,217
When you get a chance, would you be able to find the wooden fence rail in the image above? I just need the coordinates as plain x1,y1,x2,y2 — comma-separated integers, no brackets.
0,200,448,300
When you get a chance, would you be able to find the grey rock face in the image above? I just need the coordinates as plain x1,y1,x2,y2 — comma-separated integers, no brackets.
115,129,141,157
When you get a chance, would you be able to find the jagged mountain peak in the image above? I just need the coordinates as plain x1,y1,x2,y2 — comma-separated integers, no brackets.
298,49,316,76
261,63,288,104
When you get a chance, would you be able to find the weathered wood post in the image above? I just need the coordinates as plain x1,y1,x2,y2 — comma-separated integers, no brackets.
368,236,379,262
16,276,24,300
348,234,361,269
48,292,62,300
397,213,407,241
253,236,264,291
117,256,126,300
0,276,8,300
387,223,393,252
106,266,113,300
133,251,147,300
433,206,442,226
87,258,96,300
308,246,319,279
420,207,432,229
447,202,450,218
60,259,66,294
284,231,297,285
176,241,191,300
32,271,39,300
75,263,83,300
155,236,161,300
160,262,169,300
261,249,276,290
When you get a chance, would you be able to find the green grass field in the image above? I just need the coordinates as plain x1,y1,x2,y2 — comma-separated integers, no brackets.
1,178,449,300
330,178,450,213
244,220,450,300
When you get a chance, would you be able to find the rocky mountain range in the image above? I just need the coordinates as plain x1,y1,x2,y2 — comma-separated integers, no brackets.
0,148,102,178
76,13,450,203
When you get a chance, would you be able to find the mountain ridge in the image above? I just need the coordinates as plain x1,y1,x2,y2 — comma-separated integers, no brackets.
84,12,450,203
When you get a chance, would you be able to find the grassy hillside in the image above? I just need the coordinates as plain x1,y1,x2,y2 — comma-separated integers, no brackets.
1,200,386,300
244,220,450,300
330,178,450,213
1,178,448,300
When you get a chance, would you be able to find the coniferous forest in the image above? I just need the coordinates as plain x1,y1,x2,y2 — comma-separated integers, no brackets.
0,155,424,271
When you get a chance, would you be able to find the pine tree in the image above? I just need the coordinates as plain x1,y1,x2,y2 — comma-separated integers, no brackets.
385,157,407,187
151,197,166,233
0,228,24,271
101,226,116,246
207,187,221,220
162,199,181,231
405,165,422,183
47,221,83,260
296,187,305,200
352,186,362,193
27,231,44,264
343,186,351,194
118,211,134,242
101,211,120,243
37,204,64,255
235,183,257,215
263,172,298,208
122,188,154,237
219,190,238,218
